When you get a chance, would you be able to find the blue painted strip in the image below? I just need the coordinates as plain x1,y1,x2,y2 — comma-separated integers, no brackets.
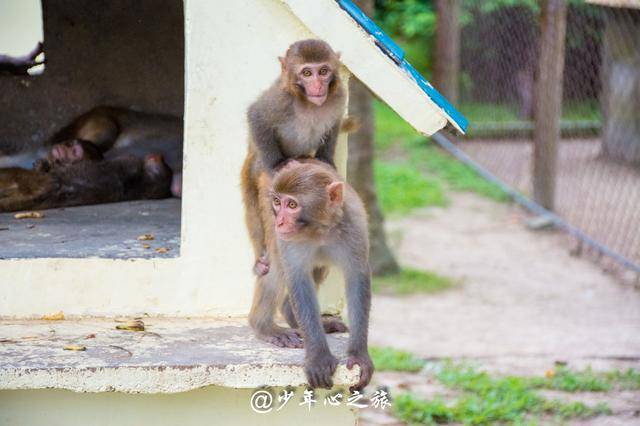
335,0,468,133
402,62,469,132
336,0,404,63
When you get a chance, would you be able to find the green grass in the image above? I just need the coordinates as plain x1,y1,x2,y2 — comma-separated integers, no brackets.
605,368,640,390
374,161,448,215
374,100,509,206
370,346,427,372
457,101,601,124
373,267,455,295
393,361,613,425
528,366,611,392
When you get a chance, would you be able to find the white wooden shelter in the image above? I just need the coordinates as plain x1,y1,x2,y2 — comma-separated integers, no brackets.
0,1,465,425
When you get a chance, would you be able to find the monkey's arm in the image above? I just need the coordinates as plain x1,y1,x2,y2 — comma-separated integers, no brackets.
314,122,340,168
248,107,286,171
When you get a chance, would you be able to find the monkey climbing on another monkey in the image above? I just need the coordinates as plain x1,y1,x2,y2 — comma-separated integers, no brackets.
249,159,373,390
241,39,348,277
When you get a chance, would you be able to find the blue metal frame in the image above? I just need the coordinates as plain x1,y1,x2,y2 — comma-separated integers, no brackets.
336,0,468,132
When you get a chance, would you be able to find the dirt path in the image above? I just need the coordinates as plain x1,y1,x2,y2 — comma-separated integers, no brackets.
364,192,640,424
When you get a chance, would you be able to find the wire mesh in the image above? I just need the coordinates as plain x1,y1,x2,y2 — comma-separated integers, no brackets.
453,1,640,276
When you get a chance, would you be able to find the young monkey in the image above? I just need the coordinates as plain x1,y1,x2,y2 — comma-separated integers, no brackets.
241,39,347,277
249,159,374,390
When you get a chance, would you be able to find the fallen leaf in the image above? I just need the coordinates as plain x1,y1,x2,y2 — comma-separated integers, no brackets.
14,211,44,219
545,369,555,378
26,224,35,229
155,247,169,254
63,344,86,351
142,244,151,249
137,234,155,241
42,311,65,321
84,333,96,339
115,319,145,332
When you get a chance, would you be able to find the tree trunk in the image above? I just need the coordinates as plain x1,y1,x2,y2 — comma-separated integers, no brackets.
347,0,399,276
533,0,568,210
600,9,640,166
434,0,461,104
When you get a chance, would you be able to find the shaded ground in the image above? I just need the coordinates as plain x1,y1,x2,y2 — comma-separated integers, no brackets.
459,138,640,274
364,192,640,424
0,199,181,259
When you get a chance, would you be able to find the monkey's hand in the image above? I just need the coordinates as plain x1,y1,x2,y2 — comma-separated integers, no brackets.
305,351,339,389
253,255,270,276
347,352,374,392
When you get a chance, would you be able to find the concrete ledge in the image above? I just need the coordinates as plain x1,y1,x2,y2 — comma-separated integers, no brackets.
0,318,359,393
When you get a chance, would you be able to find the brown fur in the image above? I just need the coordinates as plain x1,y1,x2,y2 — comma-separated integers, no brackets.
241,39,347,275
0,155,172,213
248,159,373,390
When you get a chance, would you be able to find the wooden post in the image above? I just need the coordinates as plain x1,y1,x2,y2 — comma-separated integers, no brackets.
434,0,461,104
533,0,568,210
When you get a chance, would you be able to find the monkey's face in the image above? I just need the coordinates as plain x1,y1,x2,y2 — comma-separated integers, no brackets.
51,140,86,164
295,62,335,106
272,193,303,240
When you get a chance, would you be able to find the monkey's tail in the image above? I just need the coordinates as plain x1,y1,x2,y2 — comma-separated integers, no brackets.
340,116,361,134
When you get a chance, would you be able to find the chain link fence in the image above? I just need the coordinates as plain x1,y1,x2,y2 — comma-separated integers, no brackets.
450,1,640,277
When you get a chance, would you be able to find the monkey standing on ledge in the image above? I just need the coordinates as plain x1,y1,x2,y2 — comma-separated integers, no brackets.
249,159,373,390
241,39,347,277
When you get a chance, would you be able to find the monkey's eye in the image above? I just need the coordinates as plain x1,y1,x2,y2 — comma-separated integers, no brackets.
273,197,281,206
287,200,298,209
302,69,312,77
319,67,329,76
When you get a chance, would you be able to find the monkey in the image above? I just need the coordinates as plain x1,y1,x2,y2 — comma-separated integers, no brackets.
0,153,172,213
48,106,184,198
0,106,183,197
248,159,373,390
241,39,347,277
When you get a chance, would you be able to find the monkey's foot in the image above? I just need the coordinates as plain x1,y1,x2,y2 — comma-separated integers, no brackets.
305,352,339,389
253,256,270,276
260,327,303,349
347,353,374,391
321,315,348,334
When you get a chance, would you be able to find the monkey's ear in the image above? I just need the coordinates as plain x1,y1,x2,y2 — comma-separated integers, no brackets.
326,181,344,206
278,56,286,71
336,52,342,60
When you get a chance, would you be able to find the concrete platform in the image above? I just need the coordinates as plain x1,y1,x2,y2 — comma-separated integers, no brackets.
0,317,359,393
0,199,181,259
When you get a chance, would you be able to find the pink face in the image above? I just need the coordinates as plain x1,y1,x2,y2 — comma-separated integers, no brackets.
51,140,85,163
296,62,334,106
272,194,302,240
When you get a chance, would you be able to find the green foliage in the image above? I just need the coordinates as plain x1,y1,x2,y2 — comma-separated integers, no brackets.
393,361,613,425
374,161,448,215
370,346,427,372
373,268,454,295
